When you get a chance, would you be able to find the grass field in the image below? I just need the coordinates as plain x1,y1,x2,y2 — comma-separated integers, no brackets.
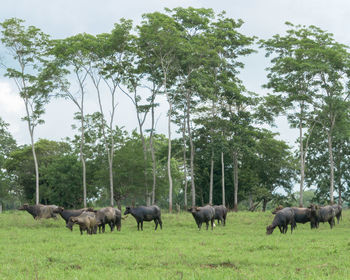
0,209,349,280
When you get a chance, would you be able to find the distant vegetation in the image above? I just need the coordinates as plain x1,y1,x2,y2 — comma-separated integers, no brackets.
1,7,350,210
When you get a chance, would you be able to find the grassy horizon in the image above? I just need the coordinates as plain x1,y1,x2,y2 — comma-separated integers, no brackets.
0,210,349,279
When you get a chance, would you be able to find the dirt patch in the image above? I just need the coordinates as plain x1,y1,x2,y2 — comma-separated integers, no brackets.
66,264,82,270
202,262,238,269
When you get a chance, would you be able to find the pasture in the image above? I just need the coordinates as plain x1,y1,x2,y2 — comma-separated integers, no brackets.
0,210,349,279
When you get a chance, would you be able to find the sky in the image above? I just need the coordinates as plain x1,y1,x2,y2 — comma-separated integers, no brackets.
1,0,350,147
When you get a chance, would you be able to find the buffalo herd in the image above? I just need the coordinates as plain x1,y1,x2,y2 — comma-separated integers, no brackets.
18,202,342,235
266,204,342,235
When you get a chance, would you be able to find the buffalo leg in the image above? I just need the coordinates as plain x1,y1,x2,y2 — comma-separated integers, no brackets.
154,219,158,230
211,218,214,230
278,225,283,233
158,218,162,230
205,221,209,230
137,222,140,231
141,221,144,231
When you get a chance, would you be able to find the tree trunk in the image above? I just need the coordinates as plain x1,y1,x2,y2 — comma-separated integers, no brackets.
209,149,214,205
221,151,225,207
30,130,40,205
24,99,40,205
327,132,334,204
262,199,267,212
337,157,342,206
166,94,173,213
233,151,238,212
186,93,195,207
209,99,216,205
299,114,304,208
80,109,87,208
149,93,156,206
182,114,188,210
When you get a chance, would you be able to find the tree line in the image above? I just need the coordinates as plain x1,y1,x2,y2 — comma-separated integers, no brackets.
1,8,350,211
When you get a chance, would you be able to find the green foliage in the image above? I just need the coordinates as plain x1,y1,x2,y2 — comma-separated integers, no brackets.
4,139,95,207
0,117,18,207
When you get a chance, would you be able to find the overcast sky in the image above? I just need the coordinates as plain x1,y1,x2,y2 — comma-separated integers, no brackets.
1,0,349,147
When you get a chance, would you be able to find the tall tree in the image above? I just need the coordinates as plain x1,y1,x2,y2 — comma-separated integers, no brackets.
261,22,320,207
83,20,134,207
1,18,58,204
137,11,181,211
51,34,91,207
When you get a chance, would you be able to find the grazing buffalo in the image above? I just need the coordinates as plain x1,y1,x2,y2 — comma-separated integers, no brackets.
124,205,162,231
95,207,122,233
266,207,295,235
312,205,335,229
188,205,215,230
272,206,318,229
55,207,94,230
18,204,58,219
68,212,97,235
114,208,122,231
213,205,228,226
331,204,342,224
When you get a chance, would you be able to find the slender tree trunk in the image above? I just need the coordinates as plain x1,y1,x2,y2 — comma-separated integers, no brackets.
299,113,304,208
149,93,156,206
80,109,87,208
262,198,267,212
209,99,216,205
23,98,40,205
166,93,173,213
94,80,116,207
182,114,188,210
186,93,195,207
209,149,214,205
30,130,39,205
233,151,238,212
149,92,156,204
327,131,335,204
337,155,342,205
221,151,225,207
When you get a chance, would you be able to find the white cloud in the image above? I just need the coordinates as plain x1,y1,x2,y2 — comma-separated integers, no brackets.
0,81,24,114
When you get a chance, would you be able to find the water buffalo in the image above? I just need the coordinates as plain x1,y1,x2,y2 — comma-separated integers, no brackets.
188,205,215,230
68,211,97,235
114,208,122,231
213,205,228,226
272,206,317,229
54,207,94,230
266,207,296,235
95,207,121,233
18,204,58,219
312,205,335,229
331,204,342,224
124,205,162,231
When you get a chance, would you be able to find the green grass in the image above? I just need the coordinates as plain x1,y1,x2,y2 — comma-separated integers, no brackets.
0,210,349,279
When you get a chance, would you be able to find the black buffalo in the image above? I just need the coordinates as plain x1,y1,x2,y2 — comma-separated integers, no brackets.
266,207,296,235
331,204,342,224
312,205,335,229
213,205,228,226
272,206,317,229
124,205,162,231
188,205,215,230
